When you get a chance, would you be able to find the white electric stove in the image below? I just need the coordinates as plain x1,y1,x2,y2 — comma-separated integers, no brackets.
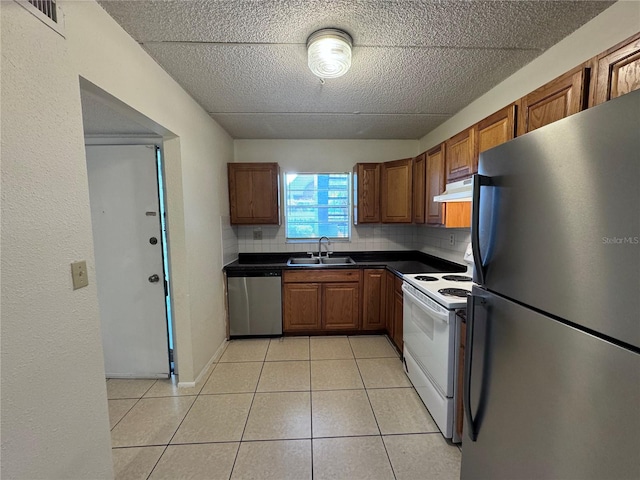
401,243,476,443
402,272,473,309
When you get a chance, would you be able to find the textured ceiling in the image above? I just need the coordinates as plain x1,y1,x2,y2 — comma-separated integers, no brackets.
98,0,614,139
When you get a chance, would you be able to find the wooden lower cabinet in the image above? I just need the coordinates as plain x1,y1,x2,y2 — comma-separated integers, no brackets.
362,269,387,330
323,282,360,330
392,276,404,352
283,269,361,333
283,268,403,345
283,283,321,331
383,271,404,352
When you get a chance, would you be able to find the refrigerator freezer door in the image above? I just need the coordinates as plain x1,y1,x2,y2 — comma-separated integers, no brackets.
461,287,640,480
475,90,640,348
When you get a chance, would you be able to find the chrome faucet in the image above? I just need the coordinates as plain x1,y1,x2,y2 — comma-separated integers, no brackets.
317,236,331,258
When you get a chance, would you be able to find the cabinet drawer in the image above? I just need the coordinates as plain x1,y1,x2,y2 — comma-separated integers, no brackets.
283,269,361,283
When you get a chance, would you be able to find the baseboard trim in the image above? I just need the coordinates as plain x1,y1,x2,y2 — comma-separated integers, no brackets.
177,339,228,389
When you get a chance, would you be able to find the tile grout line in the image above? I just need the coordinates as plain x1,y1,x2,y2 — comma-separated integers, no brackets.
309,336,314,480
108,378,159,432
140,343,227,480
348,335,399,480
144,390,201,479
227,342,269,480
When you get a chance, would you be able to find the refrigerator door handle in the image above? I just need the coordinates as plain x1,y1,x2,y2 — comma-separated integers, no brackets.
471,174,491,285
464,294,480,441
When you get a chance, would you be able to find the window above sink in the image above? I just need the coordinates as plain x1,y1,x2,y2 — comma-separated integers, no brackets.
284,172,351,242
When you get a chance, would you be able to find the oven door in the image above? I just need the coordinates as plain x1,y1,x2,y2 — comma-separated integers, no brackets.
402,283,455,397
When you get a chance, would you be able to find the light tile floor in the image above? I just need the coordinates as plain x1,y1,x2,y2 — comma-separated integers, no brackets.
108,335,461,480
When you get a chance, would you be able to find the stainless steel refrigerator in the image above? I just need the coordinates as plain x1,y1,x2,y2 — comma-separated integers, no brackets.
462,90,640,479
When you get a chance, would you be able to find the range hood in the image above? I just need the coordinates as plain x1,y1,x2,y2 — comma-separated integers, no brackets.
434,177,473,202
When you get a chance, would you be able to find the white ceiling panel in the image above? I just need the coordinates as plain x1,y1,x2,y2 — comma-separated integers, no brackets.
97,0,615,139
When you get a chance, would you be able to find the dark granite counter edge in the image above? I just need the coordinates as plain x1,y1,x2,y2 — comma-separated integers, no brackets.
223,250,466,276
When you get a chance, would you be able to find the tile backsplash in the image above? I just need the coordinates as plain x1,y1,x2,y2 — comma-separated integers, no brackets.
220,216,239,266
221,223,471,266
413,225,471,265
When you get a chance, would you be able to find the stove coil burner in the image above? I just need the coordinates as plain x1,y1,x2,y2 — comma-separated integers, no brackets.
438,288,471,298
442,275,472,282
414,275,438,282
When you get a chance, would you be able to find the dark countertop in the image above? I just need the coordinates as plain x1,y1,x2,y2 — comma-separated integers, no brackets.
223,250,466,277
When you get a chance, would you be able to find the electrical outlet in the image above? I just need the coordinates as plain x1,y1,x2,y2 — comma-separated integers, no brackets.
71,260,88,290
253,228,262,240
449,234,455,246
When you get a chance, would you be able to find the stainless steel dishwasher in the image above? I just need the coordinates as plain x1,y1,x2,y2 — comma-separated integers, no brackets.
226,268,282,338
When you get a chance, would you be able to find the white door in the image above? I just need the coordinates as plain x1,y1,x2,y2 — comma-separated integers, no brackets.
86,145,169,378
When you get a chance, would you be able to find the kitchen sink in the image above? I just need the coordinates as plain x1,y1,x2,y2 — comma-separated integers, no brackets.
320,256,355,264
288,257,321,265
286,256,356,266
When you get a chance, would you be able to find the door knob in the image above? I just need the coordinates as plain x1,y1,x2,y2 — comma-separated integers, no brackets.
148,274,160,283
149,237,158,245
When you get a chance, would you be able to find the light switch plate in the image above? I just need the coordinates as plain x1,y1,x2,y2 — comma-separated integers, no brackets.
71,260,89,289
253,228,263,240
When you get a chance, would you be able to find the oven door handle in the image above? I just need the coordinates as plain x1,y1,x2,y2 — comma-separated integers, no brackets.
402,284,449,323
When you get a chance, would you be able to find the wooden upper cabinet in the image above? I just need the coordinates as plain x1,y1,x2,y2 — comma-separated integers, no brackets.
476,104,516,156
412,153,426,224
425,144,445,226
381,158,413,223
517,66,589,136
228,163,280,225
445,127,476,182
353,163,381,224
593,32,640,106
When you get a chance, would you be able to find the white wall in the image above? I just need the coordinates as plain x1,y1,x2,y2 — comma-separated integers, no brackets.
1,1,233,478
67,1,234,383
1,3,114,478
234,139,419,172
419,0,640,151
232,139,419,253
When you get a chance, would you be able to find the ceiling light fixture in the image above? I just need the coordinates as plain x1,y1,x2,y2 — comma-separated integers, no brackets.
306,28,353,79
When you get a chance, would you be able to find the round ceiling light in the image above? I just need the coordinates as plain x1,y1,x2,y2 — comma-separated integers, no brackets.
307,28,353,79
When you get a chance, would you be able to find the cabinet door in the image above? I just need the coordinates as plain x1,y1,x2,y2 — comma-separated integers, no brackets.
393,290,403,352
425,144,445,225
412,153,426,224
322,283,360,330
362,269,387,330
385,271,395,336
593,32,640,106
283,283,321,331
353,163,381,224
476,104,516,155
517,66,588,136
446,128,476,182
381,158,413,223
228,163,280,225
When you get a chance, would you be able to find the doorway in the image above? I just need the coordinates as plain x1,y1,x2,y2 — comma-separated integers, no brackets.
86,144,173,378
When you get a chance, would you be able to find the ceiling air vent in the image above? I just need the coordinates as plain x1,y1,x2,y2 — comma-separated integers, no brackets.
28,0,57,22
